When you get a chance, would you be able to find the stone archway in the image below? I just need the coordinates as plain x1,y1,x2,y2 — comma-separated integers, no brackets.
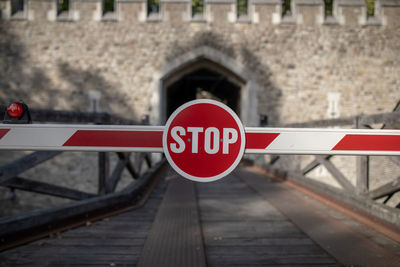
151,46,260,126
164,59,243,118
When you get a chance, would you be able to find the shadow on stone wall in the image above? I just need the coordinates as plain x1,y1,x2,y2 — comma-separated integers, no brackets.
57,62,137,116
0,23,61,108
0,23,137,118
0,23,137,217
164,31,282,126
0,23,30,104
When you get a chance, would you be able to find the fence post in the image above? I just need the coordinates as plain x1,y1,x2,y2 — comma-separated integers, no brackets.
355,115,369,194
98,152,110,195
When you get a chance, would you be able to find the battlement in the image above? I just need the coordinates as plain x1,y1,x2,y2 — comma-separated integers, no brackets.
0,0,399,25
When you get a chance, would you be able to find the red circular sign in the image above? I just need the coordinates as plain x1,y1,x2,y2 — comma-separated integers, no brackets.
163,100,245,182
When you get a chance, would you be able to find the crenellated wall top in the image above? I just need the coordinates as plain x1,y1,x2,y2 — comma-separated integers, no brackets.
0,0,399,26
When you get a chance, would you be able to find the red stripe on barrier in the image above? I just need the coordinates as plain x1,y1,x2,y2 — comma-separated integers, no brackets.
63,130,163,148
332,134,400,151
0,129,10,140
245,132,280,149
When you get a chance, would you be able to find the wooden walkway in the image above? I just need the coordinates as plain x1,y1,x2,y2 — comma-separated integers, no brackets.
1,166,400,266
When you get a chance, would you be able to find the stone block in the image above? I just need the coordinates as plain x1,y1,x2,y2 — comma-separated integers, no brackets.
380,0,400,27
163,1,188,23
252,0,280,24
29,0,53,21
335,0,365,26
119,1,145,23
74,0,101,22
294,0,324,25
207,0,234,24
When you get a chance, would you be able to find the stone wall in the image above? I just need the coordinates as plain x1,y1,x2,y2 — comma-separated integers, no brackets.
0,0,399,214
0,0,399,124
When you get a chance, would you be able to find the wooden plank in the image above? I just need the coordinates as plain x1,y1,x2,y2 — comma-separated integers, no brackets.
198,192,286,222
197,174,335,266
205,237,315,247
4,246,143,255
2,177,96,200
0,161,167,246
138,177,206,267
241,168,400,266
28,237,147,247
207,254,337,265
0,151,62,184
207,245,332,256
1,254,139,264
315,155,355,192
202,221,304,239
0,172,168,266
368,177,400,200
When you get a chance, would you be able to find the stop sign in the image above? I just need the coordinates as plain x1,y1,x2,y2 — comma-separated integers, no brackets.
163,99,245,182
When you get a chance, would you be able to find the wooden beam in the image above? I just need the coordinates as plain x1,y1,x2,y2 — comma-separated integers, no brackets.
302,155,331,175
359,112,400,127
144,153,152,168
135,153,145,174
282,112,398,128
107,155,131,193
356,156,369,194
368,177,400,200
257,164,400,226
0,107,138,125
117,152,138,179
0,151,62,184
315,156,355,192
270,155,280,165
3,177,96,200
283,117,355,128
98,152,110,195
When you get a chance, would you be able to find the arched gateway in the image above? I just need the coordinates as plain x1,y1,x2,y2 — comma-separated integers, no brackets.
151,46,260,126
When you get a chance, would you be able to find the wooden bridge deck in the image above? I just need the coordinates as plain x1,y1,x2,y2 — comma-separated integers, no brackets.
1,165,400,267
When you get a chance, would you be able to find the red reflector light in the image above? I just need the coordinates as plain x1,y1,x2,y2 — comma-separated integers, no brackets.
7,103,24,118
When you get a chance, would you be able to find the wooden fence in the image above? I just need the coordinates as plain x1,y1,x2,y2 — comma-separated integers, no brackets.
261,107,400,225
0,107,167,246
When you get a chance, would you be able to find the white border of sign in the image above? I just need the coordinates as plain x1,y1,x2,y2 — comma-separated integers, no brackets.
162,99,246,182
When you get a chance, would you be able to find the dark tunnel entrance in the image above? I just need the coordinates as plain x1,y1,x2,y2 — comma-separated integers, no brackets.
164,60,244,120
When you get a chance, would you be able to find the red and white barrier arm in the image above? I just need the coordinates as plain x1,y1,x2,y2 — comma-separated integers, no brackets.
245,127,400,156
0,125,164,152
0,124,399,155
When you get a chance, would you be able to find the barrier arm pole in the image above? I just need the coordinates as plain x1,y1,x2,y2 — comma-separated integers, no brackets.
0,124,399,156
